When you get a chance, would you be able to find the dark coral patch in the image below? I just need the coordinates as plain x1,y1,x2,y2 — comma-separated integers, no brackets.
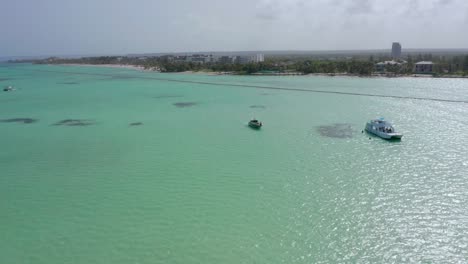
53,119,96,126
173,102,198,108
317,123,354,139
250,105,266,109
1,118,38,124
129,122,143,126
0,78,12,82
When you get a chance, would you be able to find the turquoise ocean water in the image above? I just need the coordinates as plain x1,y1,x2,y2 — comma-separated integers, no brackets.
1,63,468,263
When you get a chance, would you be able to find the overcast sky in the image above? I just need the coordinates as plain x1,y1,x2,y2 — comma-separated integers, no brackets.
1,0,468,56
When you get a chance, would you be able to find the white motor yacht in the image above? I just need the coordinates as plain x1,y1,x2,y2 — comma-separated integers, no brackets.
365,118,402,139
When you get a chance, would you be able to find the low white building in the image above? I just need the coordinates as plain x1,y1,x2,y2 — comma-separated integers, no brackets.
169,54,214,64
414,61,433,73
375,60,405,72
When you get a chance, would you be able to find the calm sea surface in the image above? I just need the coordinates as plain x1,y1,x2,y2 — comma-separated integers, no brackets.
1,64,468,263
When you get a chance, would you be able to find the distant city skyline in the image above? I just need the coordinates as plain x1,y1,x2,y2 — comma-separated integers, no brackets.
1,0,468,57
4,48,468,62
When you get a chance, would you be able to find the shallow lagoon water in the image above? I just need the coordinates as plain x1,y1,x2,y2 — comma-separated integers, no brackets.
1,64,468,263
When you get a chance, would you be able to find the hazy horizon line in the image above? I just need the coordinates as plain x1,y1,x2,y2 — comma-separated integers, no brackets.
2,47,468,60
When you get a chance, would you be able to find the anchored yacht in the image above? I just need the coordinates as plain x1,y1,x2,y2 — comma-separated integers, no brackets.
365,118,402,139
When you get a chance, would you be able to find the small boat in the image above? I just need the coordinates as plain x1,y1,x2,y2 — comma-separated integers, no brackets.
248,119,262,129
3,86,15,92
365,118,402,139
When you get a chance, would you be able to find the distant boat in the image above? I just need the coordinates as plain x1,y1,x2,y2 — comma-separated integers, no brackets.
3,86,15,92
248,119,262,129
365,118,402,139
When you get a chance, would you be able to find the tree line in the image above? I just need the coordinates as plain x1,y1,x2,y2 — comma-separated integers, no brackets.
22,54,468,76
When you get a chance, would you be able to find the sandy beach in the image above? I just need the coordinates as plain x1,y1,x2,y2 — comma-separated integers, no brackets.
58,63,146,71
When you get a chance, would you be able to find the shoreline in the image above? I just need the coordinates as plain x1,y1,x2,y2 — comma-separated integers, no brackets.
46,63,468,79
54,63,147,71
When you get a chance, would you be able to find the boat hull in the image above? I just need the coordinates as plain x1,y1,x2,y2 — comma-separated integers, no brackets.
248,122,262,129
365,124,402,139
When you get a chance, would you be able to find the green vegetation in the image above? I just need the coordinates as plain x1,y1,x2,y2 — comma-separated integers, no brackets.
16,52,468,77
464,55,468,71
294,60,375,75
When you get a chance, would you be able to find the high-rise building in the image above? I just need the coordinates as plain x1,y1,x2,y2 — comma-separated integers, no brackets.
391,42,402,59
250,54,265,63
231,54,265,64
